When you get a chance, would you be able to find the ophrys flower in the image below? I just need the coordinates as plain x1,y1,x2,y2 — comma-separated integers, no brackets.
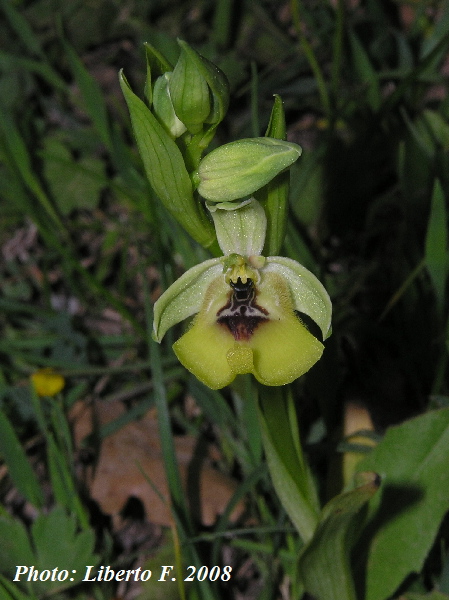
153,199,331,389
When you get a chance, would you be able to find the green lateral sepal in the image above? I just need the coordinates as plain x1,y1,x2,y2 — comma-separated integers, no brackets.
264,256,332,340
153,258,223,342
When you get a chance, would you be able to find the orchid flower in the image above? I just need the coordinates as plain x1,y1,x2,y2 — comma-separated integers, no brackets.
153,198,332,390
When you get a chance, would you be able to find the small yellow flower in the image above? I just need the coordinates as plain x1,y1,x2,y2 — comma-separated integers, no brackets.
31,368,65,397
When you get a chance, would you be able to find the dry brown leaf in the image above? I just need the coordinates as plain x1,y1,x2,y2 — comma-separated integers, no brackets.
70,400,244,527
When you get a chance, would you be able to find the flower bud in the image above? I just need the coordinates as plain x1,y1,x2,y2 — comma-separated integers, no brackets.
152,72,187,138
195,137,302,202
169,40,229,134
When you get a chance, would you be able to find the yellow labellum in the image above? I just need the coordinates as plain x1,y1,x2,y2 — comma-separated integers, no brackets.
173,272,323,389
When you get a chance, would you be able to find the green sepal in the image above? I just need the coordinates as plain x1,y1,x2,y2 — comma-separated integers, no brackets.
153,258,223,342
196,137,301,202
264,256,332,339
256,95,291,255
152,72,187,138
119,70,216,249
298,472,380,600
207,197,267,256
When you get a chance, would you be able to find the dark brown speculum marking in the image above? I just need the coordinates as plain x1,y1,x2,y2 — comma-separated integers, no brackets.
217,278,268,341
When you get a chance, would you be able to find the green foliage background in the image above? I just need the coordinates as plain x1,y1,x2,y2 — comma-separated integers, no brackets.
0,1,449,599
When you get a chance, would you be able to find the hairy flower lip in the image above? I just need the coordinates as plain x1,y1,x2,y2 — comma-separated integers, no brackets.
217,277,269,341
172,270,325,389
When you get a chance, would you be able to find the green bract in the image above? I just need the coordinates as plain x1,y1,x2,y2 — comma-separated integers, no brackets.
257,94,290,255
153,199,331,389
119,70,216,250
195,137,302,202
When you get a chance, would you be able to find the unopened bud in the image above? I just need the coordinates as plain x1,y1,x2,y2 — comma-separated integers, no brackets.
169,40,229,134
195,137,302,202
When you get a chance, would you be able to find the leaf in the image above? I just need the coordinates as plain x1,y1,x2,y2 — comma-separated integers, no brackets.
0,516,35,577
298,473,379,600
348,30,381,112
32,507,98,578
289,146,326,228
0,107,63,230
423,109,449,150
404,593,449,600
45,432,88,527
63,39,113,152
0,507,98,595
0,50,66,92
139,547,181,600
0,0,45,58
356,408,449,600
0,574,35,600
425,179,448,315
0,412,44,508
